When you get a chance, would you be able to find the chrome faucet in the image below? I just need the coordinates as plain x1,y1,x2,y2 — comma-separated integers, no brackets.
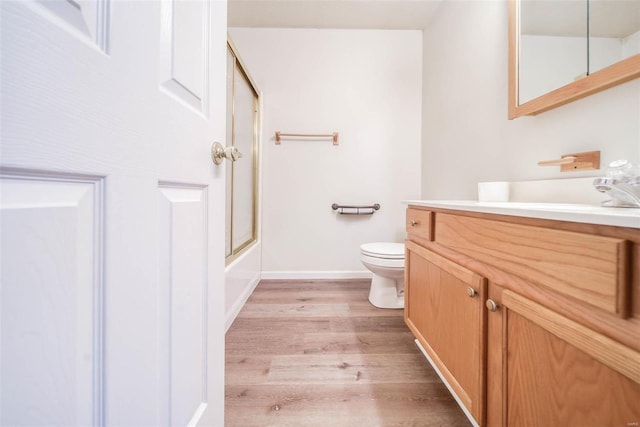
593,160,640,207
593,177,640,207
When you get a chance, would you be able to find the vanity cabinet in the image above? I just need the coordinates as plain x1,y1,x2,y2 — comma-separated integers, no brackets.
405,205,640,427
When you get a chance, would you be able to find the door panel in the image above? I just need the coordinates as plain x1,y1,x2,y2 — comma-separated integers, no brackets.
160,0,210,113
158,184,209,426
506,310,640,426
487,284,640,426
0,171,105,425
31,0,109,53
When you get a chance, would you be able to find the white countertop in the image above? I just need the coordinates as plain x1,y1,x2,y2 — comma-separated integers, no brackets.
404,200,640,229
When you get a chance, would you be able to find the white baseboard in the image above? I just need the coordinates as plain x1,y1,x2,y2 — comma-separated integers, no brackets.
225,271,261,333
260,270,372,280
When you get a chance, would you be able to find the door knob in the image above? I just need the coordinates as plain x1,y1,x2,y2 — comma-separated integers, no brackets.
211,142,243,165
486,299,498,312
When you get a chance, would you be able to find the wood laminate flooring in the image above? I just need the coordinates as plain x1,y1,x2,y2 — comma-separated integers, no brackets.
225,279,470,427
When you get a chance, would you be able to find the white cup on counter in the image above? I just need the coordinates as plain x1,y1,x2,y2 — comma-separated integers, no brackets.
478,181,510,202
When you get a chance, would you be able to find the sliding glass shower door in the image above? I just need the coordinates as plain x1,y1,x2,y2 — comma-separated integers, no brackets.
225,41,259,262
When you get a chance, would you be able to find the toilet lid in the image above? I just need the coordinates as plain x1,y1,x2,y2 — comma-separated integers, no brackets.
360,242,405,259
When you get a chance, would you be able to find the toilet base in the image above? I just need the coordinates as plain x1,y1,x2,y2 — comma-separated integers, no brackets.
368,275,404,309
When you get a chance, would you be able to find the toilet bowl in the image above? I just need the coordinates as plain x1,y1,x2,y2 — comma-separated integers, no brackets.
360,242,405,309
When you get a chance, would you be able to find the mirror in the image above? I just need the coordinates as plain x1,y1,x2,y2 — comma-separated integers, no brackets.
589,0,640,72
518,0,588,104
509,0,640,119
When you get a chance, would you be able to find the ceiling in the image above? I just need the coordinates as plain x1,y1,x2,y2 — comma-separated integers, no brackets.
228,0,640,38
227,0,444,30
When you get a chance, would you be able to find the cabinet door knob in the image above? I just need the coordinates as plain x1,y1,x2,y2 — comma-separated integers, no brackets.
410,220,418,227
486,299,498,312
467,287,477,298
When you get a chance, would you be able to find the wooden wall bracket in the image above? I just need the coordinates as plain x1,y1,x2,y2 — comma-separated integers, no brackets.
537,150,600,172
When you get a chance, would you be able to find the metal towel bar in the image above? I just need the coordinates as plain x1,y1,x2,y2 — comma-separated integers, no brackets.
275,131,339,145
331,203,380,215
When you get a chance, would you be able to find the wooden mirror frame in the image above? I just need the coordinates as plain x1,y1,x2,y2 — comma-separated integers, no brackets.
508,0,640,119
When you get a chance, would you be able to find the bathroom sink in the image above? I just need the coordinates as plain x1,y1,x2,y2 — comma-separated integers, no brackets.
476,201,616,212
403,200,640,229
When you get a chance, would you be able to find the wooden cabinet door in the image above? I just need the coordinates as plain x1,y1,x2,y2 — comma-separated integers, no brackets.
487,284,640,427
405,241,487,424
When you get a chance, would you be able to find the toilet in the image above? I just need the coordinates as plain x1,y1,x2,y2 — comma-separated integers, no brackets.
360,242,405,309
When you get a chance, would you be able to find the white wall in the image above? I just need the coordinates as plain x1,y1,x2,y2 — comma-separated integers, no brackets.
229,28,422,278
422,0,640,200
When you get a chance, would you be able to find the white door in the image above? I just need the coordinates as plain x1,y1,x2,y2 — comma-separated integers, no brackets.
0,0,227,425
